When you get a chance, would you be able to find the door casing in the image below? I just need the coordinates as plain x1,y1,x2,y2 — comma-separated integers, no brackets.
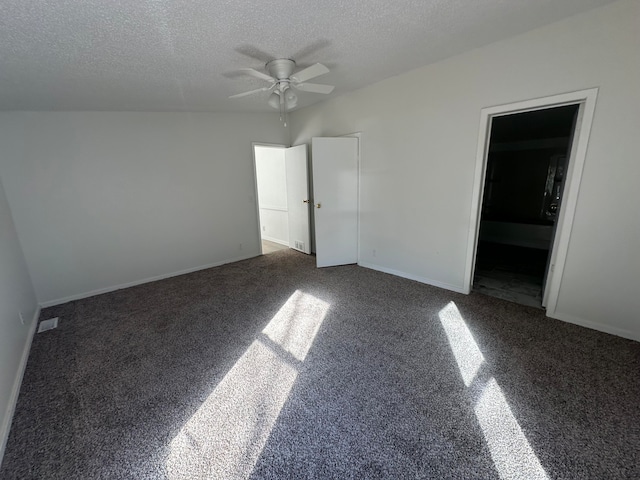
464,88,598,318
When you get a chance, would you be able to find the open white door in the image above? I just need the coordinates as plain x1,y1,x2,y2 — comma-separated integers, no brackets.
312,137,358,267
285,144,311,254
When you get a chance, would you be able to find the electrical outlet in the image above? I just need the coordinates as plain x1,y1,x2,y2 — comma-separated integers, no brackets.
239,243,243,251
262,226,266,231
19,312,24,325
373,249,377,257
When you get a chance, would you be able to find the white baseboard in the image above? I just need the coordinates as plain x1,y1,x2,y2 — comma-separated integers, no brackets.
261,235,289,246
0,306,40,468
39,254,259,308
358,261,638,343
358,261,467,294
548,310,640,343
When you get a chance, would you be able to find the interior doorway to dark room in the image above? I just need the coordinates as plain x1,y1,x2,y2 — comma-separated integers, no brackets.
473,104,579,308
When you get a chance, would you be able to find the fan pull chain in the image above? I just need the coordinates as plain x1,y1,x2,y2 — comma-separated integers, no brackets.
279,88,287,127
280,89,284,124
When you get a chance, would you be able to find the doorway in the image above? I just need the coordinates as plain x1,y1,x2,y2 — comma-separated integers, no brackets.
464,89,598,314
253,137,359,266
253,145,290,254
253,143,312,256
473,104,578,307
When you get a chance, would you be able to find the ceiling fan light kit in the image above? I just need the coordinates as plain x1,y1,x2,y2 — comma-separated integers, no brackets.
230,58,335,126
267,92,280,109
284,88,298,107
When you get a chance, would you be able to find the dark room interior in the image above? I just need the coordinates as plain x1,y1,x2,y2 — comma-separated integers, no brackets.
473,104,579,307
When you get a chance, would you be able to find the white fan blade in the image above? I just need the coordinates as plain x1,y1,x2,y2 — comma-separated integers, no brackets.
239,68,275,82
294,83,335,94
291,63,329,83
229,86,271,99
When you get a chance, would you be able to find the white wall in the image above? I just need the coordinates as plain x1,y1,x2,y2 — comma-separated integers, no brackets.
255,146,289,245
290,0,640,341
0,112,288,305
0,178,38,464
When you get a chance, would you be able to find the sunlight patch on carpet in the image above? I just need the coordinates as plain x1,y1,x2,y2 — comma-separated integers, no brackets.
166,290,328,479
438,302,548,480
438,302,484,386
475,378,549,480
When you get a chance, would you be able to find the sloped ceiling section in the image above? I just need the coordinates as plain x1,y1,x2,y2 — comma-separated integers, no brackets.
0,0,615,112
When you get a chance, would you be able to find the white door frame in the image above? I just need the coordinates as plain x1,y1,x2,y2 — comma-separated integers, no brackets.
463,88,598,317
251,142,287,255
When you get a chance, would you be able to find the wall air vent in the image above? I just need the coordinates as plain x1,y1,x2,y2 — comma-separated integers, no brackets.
37,317,59,333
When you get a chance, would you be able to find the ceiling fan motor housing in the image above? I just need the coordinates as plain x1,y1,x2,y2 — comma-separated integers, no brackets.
266,59,296,80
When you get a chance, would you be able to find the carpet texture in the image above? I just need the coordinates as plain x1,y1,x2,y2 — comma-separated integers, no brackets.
1,250,639,479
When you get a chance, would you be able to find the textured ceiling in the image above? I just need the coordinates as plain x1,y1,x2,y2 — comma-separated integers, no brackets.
0,0,616,112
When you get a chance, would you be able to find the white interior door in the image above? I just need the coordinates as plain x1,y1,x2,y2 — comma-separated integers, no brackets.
312,137,358,267
285,144,311,254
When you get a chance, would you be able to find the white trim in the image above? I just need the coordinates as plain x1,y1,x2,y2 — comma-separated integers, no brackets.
549,310,640,343
251,143,288,150
261,235,289,246
0,306,40,468
542,91,598,314
463,88,599,314
359,261,467,294
39,254,258,308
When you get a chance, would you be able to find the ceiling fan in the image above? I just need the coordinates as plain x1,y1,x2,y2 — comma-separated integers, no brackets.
229,59,335,125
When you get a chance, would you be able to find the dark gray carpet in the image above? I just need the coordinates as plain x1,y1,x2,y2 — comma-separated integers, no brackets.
1,249,639,479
